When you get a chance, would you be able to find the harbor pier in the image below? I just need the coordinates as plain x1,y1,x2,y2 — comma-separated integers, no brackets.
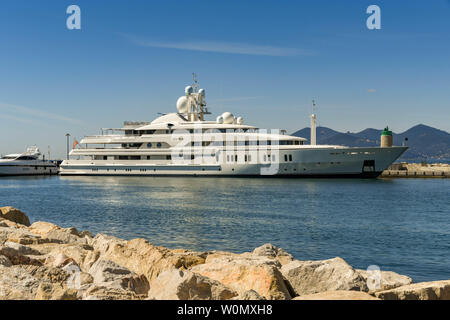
381,162,450,178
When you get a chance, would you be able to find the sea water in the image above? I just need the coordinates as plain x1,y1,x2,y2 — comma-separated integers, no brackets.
0,176,448,283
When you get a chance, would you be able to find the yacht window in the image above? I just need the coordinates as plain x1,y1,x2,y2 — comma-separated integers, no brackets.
16,156,35,160
157,143,162,148
147,143,152,148
235,155,238,162
289,155,293,161
284,154,288,162
295,141,300,145
166,155,171,160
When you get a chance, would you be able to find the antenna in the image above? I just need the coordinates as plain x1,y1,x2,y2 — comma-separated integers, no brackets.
192,72,198,93
310,100,317,145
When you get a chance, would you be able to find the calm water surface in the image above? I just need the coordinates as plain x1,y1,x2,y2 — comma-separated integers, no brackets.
0,176,449,283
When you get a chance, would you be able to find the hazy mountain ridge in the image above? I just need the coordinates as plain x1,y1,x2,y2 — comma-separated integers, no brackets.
291,124,450,162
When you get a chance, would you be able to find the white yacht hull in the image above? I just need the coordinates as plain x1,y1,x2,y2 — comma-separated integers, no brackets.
0,163,58,176
59,146,407,178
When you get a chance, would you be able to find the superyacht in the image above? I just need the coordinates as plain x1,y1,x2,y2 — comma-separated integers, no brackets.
60,80,407,177
0,146,57,176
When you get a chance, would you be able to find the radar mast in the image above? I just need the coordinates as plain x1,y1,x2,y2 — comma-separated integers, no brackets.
310,100,317,145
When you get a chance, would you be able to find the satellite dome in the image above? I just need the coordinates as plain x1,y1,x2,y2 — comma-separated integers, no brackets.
176,96,189,113
236,116,243,125
198,88,206,103
185,86,193,95
221,112,235,124
216,115,224,124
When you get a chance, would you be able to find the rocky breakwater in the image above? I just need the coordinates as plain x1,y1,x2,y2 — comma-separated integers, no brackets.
1,206,449,300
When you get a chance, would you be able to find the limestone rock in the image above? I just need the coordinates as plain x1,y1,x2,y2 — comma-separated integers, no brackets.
78,271,94,286
292,290,380,300
0,226,42,245
92,236,205,285
281,257,368,296
46,230,86,244
0,218,28,229
35,281,78,300
89,259,129,285
4,241,42,256
0,207,30,226
45,252,76,268
0,245,42,266
82,250,101,271
375,280,450,300
82,286,146,300
191,255,291,300
0,255,12,267
0,265,41,299
44,244,93,270
232,290,266,300
88,259,149,295
0,219,8,228
29,221,86,245
38,266,71,283
79,230,93,239
357,269,413,292
147,268,238,300
251,243,294,266
91,233,126,255
29,221,60,236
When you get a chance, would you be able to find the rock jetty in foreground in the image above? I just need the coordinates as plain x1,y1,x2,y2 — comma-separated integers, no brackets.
0,206,449,300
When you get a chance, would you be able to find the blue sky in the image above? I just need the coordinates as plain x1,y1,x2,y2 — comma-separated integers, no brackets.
0,0,449,158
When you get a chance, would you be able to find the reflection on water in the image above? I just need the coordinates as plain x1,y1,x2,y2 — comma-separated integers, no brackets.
1,175,449,282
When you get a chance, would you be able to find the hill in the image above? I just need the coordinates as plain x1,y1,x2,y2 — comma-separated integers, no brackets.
291,124,450,162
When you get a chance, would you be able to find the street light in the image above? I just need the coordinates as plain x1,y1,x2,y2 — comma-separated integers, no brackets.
66,133,70,160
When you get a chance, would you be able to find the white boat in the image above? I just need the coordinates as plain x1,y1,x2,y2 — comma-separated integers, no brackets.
60,81,407,178
0,146,58,176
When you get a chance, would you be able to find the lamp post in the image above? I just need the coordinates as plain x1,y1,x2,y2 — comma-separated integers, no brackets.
66,133,70,160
